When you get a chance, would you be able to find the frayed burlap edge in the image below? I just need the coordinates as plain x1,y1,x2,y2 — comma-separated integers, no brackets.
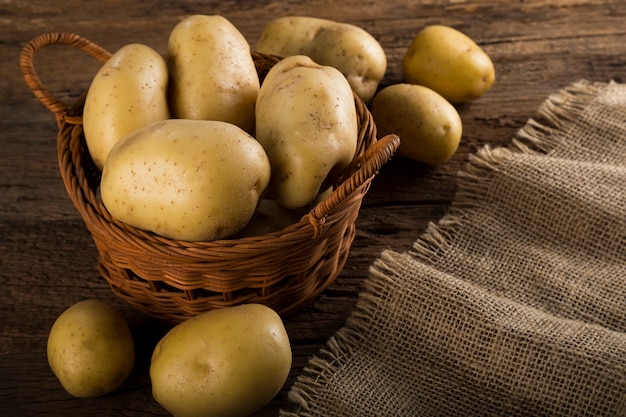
412,78,610,261
278,79,613,417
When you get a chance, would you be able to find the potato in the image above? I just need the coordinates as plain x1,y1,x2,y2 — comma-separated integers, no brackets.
255,55,358,209
256,16,387,102
235,198,302,237
150,304,292,417
83,43,169,170
168,15,260,133
47,299,135,398
402,25,495,103
372,83,462,164
100,119,271,241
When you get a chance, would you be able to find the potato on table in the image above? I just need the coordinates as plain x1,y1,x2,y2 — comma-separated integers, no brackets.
150,304,292,417
372,83,463,164
47,299,135,398
402,25,495,103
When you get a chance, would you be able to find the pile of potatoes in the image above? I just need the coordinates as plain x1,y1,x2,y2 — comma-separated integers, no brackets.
84,14,495,244
86,15,372,242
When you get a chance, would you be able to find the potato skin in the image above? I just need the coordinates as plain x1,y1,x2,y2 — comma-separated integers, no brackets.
256,16,386,102
235,198,302,237
168,15,260,133
255,55,358,209
83,43,169,170
150,304,292,417
100,119,271,242
372,84,462,164
46,299,135,398
402,25,495,103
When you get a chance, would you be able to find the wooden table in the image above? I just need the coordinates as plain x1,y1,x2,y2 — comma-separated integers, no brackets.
2,1,624,415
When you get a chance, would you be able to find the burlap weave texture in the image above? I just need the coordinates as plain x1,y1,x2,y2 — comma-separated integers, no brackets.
281,80,626,416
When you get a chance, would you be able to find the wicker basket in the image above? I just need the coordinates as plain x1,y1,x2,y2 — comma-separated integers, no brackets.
20,32,400,322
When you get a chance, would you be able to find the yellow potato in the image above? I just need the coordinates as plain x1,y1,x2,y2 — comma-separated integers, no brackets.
47,299,135,398
255,55,358,209
402,25,495,103
100,119,271,242
256,16,387,102
168,15,260,133
372,83,462,164
236,185,334,237
150,304,292,417
83,43,169,170
235,198,302,237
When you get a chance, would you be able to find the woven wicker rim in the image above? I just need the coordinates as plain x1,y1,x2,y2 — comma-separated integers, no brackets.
20,32,400,319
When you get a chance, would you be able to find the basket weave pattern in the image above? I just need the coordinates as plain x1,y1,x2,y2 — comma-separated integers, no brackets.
20,32,400,321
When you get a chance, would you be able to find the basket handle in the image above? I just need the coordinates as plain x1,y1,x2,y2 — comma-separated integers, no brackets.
20,32,112,121
308,133,400,237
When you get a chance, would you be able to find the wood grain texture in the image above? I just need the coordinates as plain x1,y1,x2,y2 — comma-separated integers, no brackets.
2,0,625,415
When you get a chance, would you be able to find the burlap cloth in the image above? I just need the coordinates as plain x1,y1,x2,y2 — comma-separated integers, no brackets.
280,79,626,417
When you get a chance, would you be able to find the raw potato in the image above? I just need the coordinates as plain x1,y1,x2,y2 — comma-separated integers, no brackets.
372,84,463,164
402,25,495,103
47,299,135,398
235,199,302,237
150,304,292,417
256,16,387,102
83,43,169,170
255,55,358,209
100,119,271,242
168,15,260,133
